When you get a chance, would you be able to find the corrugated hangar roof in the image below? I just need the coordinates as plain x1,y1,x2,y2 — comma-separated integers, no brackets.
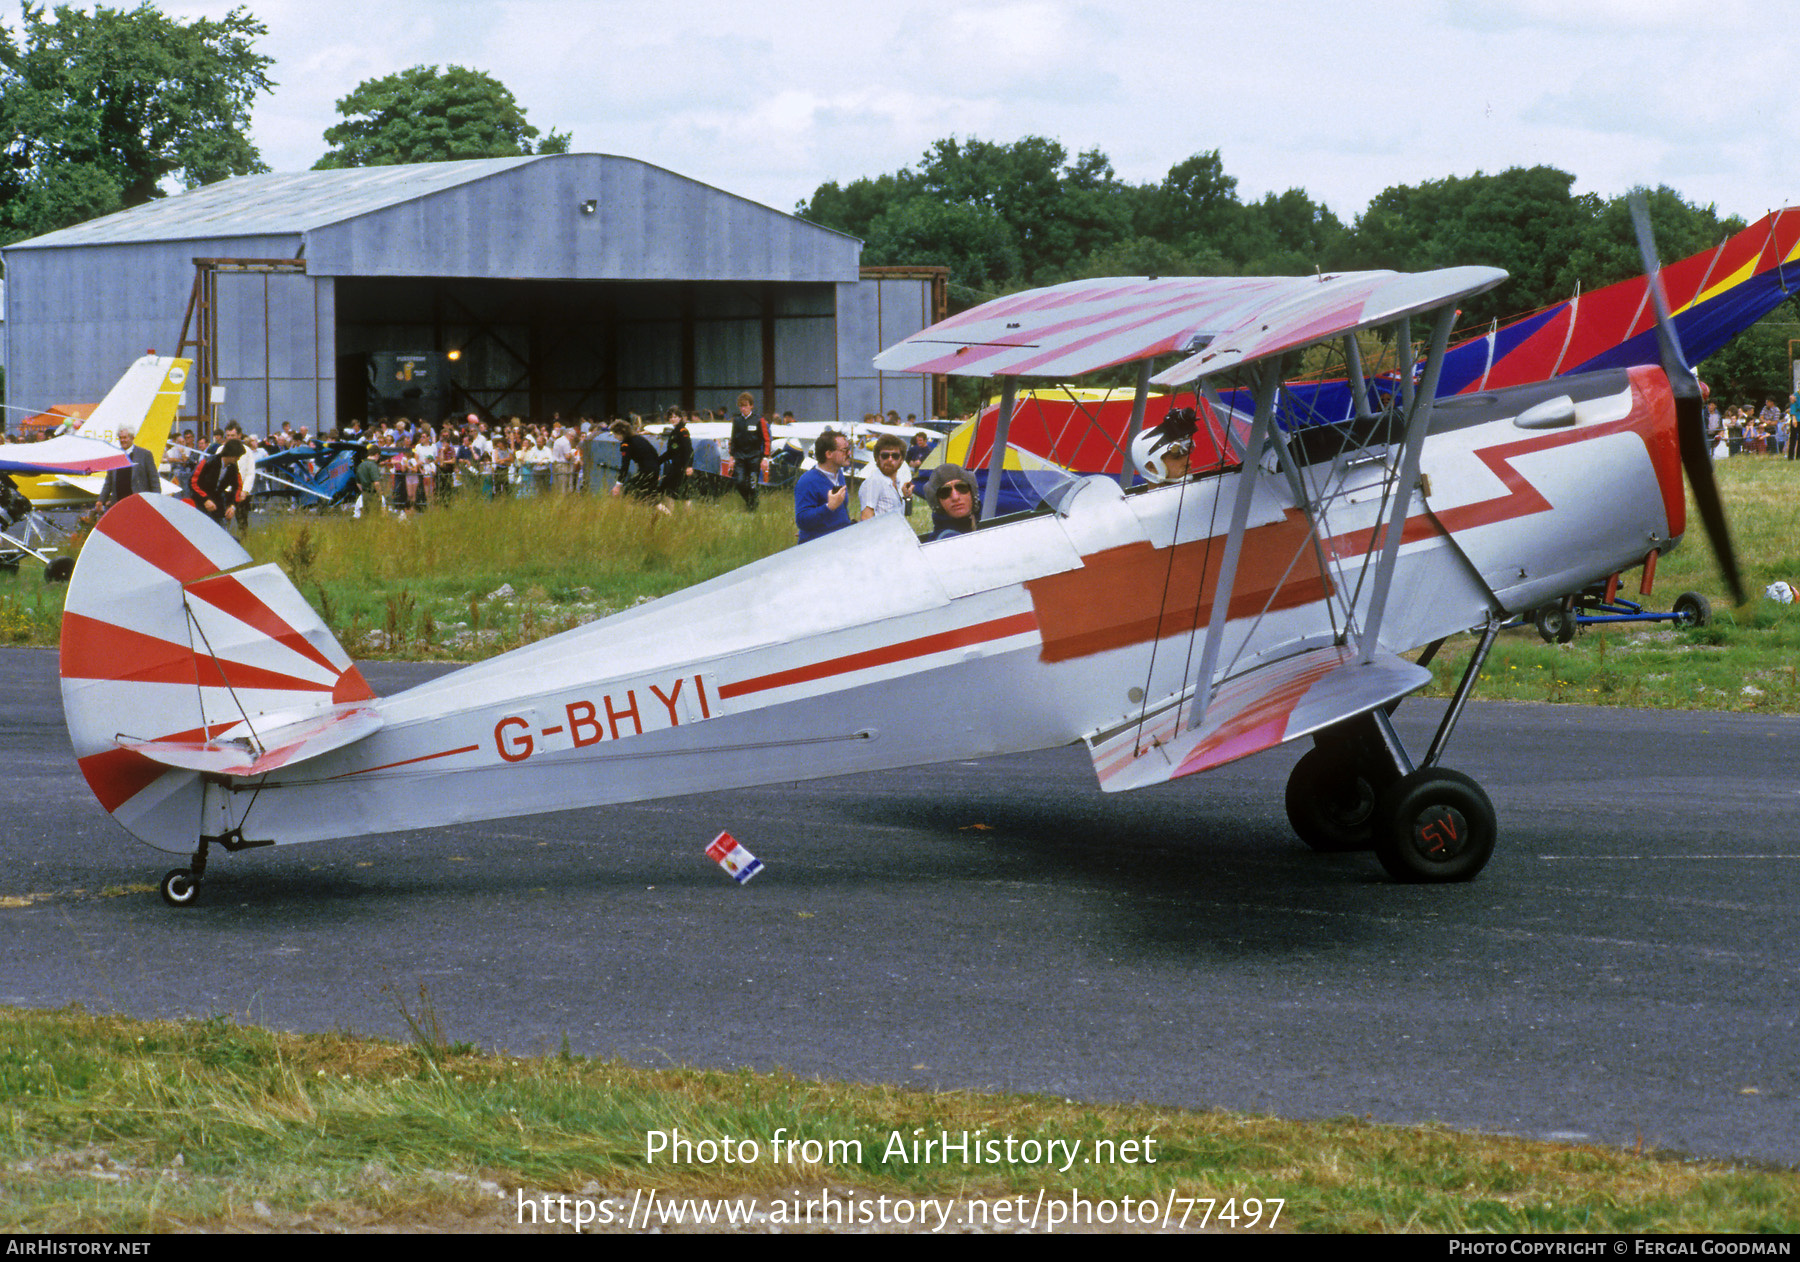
8,154,856,253
11,157,540,248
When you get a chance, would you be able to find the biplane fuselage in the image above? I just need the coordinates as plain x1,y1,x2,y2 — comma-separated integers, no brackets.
62,363,1680,858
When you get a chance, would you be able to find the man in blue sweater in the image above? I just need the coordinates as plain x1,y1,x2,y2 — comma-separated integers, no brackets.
794,429,852,543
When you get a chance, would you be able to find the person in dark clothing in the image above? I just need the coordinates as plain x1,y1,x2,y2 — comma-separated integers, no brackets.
611,420,669,513
926,464,979,541
100,422,160,509
189,439,244,525
658,410,694,506
354,444,384,517
728,391,769,511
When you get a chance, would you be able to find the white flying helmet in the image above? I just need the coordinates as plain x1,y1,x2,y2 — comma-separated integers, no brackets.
1131,407,1205,484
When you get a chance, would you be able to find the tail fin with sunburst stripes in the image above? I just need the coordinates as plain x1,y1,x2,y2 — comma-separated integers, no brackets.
59,494,381,853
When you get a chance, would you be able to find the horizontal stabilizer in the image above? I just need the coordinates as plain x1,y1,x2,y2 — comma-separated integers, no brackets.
118,702,383,777
61,494,378,852
1085,645,1430,794
51,472,178,496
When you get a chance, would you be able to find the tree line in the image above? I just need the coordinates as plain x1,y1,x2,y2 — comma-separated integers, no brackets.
2,3,1793,401
0,2,562,251
798,139,1745,326
798,141,1797,402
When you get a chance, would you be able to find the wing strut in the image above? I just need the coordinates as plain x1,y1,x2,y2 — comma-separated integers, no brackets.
1184,362,1281,734
1117,360,1154,489
1356,303,1456,664
1343,333,1373,420
980,377,1017,525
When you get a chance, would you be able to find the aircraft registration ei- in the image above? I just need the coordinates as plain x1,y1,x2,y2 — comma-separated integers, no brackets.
59,211,1741,905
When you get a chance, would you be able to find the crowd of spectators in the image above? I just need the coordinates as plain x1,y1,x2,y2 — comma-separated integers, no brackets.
165,413,649,509
29,394,975,551
1706,394,1800,460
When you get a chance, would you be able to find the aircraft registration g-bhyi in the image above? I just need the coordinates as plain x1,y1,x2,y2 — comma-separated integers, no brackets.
60,210,1740,905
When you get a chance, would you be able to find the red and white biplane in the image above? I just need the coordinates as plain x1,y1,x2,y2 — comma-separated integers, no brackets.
60,210,1738,903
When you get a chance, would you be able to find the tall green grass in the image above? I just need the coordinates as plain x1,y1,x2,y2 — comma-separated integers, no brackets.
1419,455,1800,712
250,491,806,657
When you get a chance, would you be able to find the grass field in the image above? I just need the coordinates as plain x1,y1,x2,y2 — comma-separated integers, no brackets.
1416,456,1800,712
3,1005,1795,1233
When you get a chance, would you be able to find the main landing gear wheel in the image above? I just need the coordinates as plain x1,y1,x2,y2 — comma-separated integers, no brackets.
1673,591,1711,627
1533,601,1577,644
1372,768,1496,883
160,869,198,907
1285,746,1381,852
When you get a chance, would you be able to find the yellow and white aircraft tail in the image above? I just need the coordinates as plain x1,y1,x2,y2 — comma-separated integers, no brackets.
18,356,191,507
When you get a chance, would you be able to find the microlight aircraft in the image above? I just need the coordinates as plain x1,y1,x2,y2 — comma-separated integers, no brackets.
3,355,190,509
0,355,190,575
60,210,1738,904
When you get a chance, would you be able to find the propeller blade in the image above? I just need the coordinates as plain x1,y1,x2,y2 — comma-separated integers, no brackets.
1629,192,1745,604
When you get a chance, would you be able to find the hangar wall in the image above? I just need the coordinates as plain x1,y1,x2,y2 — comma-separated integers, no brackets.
1,233,335,433
1,155,941,432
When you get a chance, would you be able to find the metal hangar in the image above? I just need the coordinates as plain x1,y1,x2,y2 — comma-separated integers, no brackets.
0,154,943,432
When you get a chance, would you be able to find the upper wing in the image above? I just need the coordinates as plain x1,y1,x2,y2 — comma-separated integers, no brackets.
1147,267,1506,385
872,269,1506,381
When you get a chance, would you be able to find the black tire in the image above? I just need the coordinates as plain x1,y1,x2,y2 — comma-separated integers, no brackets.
1533,601,1576,644
45,556,75,584
1285,746,1381,852
1372,768,1497,883
160,869,198,907
1673,591,1711,627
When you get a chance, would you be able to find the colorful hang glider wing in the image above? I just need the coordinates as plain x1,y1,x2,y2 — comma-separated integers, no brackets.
963,388,1246,477
1436,205,1800,394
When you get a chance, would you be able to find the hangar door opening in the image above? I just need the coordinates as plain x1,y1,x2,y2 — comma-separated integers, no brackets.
333,277,840,426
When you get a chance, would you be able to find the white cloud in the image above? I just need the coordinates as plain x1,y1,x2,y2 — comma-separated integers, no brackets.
1,0,1794,223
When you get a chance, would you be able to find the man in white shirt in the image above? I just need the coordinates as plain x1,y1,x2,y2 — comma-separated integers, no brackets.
551,428,575,493
222,422,258,537
858,433,912,521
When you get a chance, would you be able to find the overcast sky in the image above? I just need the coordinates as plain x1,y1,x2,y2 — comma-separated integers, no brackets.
8,0,1796,225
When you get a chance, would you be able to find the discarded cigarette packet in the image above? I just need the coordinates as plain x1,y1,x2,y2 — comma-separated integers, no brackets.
706,831,764,884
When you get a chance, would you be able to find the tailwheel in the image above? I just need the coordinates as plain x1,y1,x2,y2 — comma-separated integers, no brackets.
1372,768,1496,883
160,868,199,907
1285,746,1382,852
